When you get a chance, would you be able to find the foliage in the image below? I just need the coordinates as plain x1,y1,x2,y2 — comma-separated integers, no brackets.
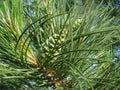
0,0,120,90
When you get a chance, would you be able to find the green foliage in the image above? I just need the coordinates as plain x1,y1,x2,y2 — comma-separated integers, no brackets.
0,0,120,90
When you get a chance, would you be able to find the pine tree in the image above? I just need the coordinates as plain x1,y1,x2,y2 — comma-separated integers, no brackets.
0,0,120,90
